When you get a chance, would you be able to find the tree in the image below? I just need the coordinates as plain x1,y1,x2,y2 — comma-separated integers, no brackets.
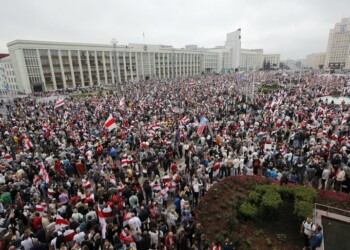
263,59,267,70
266,62,271,70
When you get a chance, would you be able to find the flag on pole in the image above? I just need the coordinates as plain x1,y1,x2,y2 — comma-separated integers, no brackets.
55,214,69,231
98,205,107,239
197,117,208,137
104,114,117,131
54,99,65,109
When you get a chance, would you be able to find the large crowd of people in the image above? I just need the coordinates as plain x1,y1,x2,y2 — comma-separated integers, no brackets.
0,71,349,250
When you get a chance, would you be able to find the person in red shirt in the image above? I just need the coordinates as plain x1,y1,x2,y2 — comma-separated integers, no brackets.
171,162,178,174
165,232,176,250
32,212,42,232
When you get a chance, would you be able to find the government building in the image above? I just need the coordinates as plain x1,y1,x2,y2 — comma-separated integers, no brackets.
5,29,280,94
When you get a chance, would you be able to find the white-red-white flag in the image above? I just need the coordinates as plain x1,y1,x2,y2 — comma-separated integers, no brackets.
54,99,65,109
98,205,107,239
24,136,33,149
39,162,49,184
104,114,117,131
55,214,69,231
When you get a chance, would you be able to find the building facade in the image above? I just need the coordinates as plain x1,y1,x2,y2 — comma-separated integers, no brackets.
224,29,241,71
6,29,280,93
0,56,20,95
263,54,281,69
7,40,203,93
305,52,326,69
325,18,350,69
240,49,263,70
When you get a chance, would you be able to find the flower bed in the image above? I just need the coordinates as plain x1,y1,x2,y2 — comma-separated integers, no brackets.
195,176,350,250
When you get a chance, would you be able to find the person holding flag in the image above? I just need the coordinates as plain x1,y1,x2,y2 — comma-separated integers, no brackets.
197,116,208,137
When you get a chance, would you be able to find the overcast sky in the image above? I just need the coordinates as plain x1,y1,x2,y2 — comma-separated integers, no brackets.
0,0,349,59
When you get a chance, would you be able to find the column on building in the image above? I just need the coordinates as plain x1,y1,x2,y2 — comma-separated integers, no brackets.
162,53,166,79
102,51,108,85
47,50,57,90
147,52,151,79
109,51,115,86
68,50,76,88
77,50,85,87
135,52,139,81
129,51,133,81
140,52,145,80
36,49,47,91
86,51,93,86
94,51,101,86
58,50,67,89
123,51,127,82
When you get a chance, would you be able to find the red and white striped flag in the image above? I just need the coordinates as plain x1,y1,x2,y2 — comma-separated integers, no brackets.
54,99,65,109
64,229,76,242
181,116,190,124
39,162,49,184
82,180,93,192
98,205,107,239
213,162,221,177
24,136,33,149
33,175,41,186
104,114,117,132
342,116,348,125
55,214,69,231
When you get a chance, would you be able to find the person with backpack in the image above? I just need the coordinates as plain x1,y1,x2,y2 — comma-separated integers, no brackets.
300,217,316,249
309,225,323,250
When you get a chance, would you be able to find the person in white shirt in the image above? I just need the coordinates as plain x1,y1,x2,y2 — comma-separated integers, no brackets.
300,217,316,249
192,178,203,205
128,213,142,229
20,232,33,250
85,208,97,221
71,208,83,221
167,209,179,231
73,228,85,243
232,157,240,176
321,167,330,189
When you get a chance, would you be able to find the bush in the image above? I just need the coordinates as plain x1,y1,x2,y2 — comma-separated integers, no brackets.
261,191,282,210
255,184,279,195
294,200,313,218
239,202,258,219
293,186,317,203
248,191,261,203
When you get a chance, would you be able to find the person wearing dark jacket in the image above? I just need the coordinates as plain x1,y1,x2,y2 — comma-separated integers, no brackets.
140,231,151,250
